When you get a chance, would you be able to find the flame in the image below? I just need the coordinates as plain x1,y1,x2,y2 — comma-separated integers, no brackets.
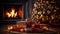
6,9,17,18
18,7,23,18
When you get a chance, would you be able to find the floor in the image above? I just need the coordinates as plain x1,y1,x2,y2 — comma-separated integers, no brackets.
0,24,59,34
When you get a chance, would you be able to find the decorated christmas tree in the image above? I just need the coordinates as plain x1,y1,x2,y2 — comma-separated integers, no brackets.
31,0,60,25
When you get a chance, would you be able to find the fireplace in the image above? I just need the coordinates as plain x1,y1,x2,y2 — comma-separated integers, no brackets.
0,0,30,21
3,5,24,20
0,0,28,21
0,0,28,25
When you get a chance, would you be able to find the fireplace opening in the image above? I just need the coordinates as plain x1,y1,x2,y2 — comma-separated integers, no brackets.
3,5,24,20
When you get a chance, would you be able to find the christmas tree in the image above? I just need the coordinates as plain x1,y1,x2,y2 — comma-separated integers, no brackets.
31,0,60,25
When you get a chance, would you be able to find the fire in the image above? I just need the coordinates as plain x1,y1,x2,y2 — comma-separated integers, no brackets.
6,9,17,18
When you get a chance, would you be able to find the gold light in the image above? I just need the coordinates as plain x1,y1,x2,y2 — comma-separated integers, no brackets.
34,3,38,8
42,26,48,30
51,15,55,20
8,26,13,30
40,14,44,18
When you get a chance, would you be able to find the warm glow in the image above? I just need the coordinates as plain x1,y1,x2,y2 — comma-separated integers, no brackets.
20,29,24,32
40,14,44,18
6,8,17,18
34,3,38,8
8,26,13,30
42,26,48,30
51,16,55,20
